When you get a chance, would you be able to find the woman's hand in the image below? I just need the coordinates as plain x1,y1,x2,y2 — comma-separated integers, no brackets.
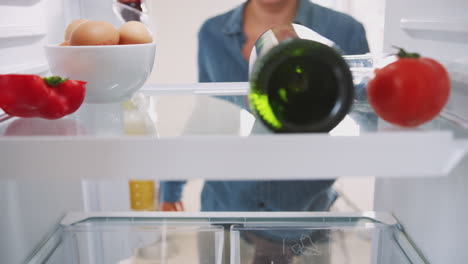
159,201,185,211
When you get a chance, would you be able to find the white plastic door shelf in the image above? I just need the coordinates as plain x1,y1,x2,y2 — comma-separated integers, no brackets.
0,0,57,75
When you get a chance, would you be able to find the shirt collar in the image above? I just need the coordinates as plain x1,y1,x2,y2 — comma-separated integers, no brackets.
223,0,314,35
294,0,314,26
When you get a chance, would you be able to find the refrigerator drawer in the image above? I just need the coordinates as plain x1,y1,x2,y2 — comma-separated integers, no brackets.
26,212,426,264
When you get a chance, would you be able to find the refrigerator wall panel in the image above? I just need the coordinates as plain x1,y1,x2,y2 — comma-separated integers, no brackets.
375,0,468,263
0,1,77,264
374,156,468,263
0,179,84,264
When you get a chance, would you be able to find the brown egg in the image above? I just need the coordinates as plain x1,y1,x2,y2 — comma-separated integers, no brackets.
64,19,88,40
60,40,70,46
70,21,120,46
119,21,153,45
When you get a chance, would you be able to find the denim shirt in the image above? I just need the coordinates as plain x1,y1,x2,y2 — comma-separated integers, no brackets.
160,0,369,212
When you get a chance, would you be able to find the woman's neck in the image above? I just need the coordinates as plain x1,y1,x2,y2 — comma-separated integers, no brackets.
244,0,298,28
241,0,298,61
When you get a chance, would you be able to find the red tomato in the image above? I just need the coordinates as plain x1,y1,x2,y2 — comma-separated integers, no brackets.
367,51,450,127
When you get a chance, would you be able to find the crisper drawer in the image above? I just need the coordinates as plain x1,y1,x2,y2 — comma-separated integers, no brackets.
26,212,426,264
29,220,224,264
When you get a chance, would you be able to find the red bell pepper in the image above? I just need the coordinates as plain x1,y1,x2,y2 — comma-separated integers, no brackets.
0,74,86,120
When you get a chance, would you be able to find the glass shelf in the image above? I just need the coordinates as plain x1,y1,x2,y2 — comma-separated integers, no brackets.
1,83,467,180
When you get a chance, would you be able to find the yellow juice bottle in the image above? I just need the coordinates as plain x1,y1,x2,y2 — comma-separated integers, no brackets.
129,180,157,211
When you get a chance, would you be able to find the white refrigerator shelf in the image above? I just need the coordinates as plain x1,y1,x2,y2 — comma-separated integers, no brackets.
1,131,467,180
1,84,468,180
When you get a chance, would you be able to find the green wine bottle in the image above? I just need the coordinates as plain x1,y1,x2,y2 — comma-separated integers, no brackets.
248,24,354,133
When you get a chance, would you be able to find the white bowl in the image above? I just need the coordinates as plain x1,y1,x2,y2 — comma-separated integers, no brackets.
45,43,156,103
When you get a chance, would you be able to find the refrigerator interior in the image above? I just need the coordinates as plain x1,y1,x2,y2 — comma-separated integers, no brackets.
1,0,468,263
2,82,467,264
